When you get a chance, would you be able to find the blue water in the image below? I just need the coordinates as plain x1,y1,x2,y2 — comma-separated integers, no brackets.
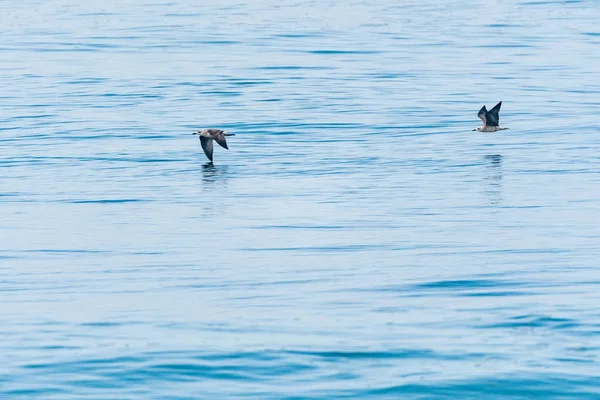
2,0,600,398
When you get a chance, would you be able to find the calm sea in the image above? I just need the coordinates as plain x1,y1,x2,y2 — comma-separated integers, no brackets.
2,0,600,398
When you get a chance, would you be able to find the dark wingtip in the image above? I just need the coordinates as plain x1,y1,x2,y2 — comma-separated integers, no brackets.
488,101,502,114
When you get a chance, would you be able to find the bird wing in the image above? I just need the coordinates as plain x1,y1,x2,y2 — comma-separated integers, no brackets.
477,106,488,124
485,101,502,127
212,131,229,150
200,136,214,161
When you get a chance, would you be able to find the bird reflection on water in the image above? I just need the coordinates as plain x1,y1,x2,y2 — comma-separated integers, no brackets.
200,162,229,188
484,154,503,205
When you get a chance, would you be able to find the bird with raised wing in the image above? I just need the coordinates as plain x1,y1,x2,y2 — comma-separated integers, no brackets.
193,129,235,162
473,101,509,132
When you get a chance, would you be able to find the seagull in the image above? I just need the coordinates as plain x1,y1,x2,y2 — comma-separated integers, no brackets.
473,101,509,132
193,129,235,162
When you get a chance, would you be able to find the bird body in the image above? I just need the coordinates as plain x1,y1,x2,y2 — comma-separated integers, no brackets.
193,128,235,162
474,101,509,132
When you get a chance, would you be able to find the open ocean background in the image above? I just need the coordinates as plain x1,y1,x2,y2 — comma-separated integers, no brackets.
2,0,600,398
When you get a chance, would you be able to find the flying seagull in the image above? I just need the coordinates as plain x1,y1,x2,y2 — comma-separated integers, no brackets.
193,128,235,162
473,101,509,132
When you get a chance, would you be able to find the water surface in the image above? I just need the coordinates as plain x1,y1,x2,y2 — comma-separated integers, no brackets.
2,0,600,398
